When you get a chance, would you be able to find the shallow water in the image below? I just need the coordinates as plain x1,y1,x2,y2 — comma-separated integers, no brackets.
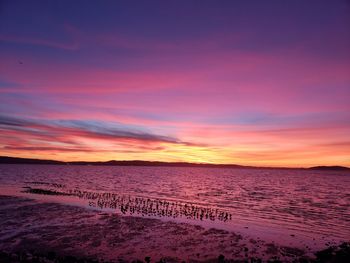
0,164,349,247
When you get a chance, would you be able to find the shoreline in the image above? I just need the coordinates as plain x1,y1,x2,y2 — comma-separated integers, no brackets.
0,195,349,262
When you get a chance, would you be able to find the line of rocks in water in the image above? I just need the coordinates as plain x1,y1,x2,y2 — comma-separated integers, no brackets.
23,182,65,188
1,242,349,263
22,187,233,222
22,187,73,196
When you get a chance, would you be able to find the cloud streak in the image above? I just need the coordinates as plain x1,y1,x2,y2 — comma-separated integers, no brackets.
0,115,182,145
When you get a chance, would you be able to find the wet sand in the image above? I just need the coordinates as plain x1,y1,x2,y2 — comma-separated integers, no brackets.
1,195,349,262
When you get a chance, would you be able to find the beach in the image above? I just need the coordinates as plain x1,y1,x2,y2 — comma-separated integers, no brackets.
0,194,348,263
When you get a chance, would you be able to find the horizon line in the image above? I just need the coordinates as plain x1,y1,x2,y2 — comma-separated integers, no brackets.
1,155,349,170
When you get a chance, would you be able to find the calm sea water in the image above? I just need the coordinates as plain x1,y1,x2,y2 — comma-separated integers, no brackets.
0,164,349,246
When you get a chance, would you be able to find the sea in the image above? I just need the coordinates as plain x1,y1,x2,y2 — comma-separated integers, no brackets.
0,164,349,248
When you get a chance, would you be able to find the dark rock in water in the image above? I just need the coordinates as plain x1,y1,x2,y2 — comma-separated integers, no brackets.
22,187,73,196
315,247,335,263
299,257,309,263
64,255,78,263
47,251,56,260
218,254,225,263
315,242,350,263
145,256,151,263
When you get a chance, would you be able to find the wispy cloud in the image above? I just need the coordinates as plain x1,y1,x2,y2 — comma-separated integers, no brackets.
0,115,181,145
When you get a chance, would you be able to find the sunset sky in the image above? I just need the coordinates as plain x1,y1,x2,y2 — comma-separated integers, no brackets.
0,0,349,167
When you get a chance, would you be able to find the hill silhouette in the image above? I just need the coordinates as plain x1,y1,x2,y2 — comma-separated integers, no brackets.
0,156,349,170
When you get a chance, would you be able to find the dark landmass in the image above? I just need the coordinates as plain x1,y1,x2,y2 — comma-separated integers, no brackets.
0,156,254,169
308,166,350,171
0,156,349,171
0,156,63,165
70,159,245,168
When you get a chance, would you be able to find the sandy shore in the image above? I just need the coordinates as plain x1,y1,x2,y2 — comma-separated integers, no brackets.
0,195,348,263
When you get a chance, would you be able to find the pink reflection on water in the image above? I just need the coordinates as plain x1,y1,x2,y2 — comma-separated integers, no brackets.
0,164,349,251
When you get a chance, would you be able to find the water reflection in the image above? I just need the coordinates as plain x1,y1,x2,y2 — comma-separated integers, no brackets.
1,165,348,242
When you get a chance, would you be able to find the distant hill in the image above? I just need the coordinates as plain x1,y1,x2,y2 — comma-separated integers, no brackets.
0,156,246,168
308,166,350,171
1,156,349,170
0,156,64,165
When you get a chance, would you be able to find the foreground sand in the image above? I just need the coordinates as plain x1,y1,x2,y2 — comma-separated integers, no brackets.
0,195,348,263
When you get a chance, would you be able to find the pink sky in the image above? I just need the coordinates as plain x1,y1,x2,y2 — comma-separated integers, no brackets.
0,1,349,167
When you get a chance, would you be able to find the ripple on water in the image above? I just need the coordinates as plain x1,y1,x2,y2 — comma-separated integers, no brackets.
0,165,349,243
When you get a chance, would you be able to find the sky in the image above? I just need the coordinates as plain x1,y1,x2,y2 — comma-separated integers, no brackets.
0,0,349,167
